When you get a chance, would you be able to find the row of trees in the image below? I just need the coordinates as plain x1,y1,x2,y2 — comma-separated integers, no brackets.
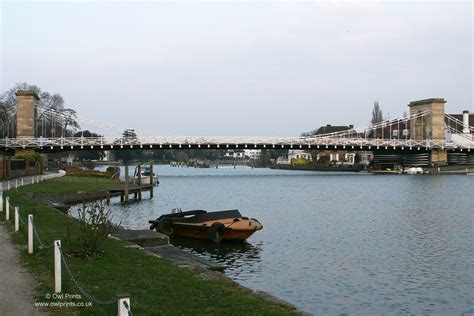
0,82,80,138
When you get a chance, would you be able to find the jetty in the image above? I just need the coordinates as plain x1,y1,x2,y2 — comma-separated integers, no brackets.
107,183,154,203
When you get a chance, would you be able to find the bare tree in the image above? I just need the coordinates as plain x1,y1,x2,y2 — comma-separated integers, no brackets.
0,82,80,138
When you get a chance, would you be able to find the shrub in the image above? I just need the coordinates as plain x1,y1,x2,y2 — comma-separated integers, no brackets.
106,166,119,173
65,199,119,257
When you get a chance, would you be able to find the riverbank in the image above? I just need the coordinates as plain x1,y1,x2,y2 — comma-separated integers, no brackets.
1,176,299,315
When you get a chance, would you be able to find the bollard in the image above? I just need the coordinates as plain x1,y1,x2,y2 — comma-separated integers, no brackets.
28,215,33,254
14,207,19,232
0,192,3,212
15,179,18,188
117,295,131,316
54,240,61,293
5,197,9,221
7,181,10,190
21,178,24,186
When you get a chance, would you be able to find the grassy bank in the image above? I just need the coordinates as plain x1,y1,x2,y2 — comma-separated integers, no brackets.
1,176,296,315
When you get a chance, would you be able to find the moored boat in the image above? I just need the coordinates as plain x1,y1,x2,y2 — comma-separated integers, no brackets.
132,165,159,185
149,209,263,244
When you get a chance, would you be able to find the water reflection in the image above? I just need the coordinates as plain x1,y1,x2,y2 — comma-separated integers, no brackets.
171,236,263,281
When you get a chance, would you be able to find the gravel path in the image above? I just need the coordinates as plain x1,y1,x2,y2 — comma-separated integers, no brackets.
0,223,47,315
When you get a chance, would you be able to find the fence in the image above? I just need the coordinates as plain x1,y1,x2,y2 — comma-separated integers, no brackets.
1,186,132,316
1,170,67,191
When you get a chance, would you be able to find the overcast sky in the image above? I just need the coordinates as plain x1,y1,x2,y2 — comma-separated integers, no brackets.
1,1,472,137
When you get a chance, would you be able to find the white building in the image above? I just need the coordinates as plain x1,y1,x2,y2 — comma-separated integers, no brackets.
244,149,261,160
224,150,246,159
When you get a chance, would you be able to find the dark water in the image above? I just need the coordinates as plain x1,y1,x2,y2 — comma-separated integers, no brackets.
97,165,473,314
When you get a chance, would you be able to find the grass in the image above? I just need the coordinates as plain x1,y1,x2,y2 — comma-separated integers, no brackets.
1,176,297,315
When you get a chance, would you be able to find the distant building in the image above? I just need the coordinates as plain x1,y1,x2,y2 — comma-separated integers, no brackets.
276,150,311,165
243,149,261,160
446,110,473,144
225,149,261,160
312,124,354,135
224,149,246,159
306,123,373,166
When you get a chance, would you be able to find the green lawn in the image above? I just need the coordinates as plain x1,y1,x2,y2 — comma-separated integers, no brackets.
1,176,297,315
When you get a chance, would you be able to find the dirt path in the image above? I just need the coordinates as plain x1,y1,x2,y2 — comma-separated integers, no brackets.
0,223,47,315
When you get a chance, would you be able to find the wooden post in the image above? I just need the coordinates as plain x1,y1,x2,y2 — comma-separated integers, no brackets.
124,165,129,204
6,197,9,221
28,215,33,254
14,207,19,232
117,295,131,316
137,164,142,200
149,164,154,198
54,240,61,293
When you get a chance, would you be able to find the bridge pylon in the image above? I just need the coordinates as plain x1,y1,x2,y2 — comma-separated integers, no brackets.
408,98,447,166
15,90,39,138
15,90,39,156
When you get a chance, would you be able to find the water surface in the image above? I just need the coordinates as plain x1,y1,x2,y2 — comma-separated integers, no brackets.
95,165,473,314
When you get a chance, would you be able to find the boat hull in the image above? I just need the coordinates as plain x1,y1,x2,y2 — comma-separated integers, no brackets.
170,225,259,241
150,209,263,243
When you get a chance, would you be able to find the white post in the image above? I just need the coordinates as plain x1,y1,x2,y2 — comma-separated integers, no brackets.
28,215,33,254
7,181,10,190
117,295,131,316
21,178,24,186
0,192,3,212
5,197,9,221
15,179,18,188
54,240,61,293
14,207,19,232
41,175,44,182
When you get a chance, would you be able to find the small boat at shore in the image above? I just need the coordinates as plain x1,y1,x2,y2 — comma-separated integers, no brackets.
149,209,263,244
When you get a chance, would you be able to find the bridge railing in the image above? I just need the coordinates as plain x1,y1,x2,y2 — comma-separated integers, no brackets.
1,136,471,150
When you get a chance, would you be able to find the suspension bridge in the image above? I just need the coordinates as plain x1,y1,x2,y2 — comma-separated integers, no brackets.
2,91,473,166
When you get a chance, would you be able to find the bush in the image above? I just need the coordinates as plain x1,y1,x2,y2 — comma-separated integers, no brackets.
15,151,43,163
65,199,119,257
106,166,119,173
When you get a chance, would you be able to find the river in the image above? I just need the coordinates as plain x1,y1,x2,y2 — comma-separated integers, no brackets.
95,165,473,314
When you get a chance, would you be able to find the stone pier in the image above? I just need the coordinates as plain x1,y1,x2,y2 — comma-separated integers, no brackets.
408,98,448,166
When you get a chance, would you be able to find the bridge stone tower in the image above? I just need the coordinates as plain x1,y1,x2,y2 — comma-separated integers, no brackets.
408,98,447,166
15,90,39,138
